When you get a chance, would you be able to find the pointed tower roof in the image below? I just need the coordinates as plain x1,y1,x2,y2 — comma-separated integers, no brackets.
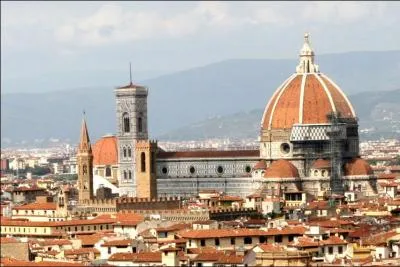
79,113,92,152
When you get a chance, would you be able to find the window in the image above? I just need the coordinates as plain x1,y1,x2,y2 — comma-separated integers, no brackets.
105,167,111,177
137,117,143,133
189,166,195,174
189,239,192,246
124,171,127,180
245,166,251,173
123,113,130,133
75,227,78,231
162,167,168,174
141,152,146,172
217,166,224,174
259,236,266,243
123,148,127,158
328,246,333,255
128,148,131,157
200,239,206,247
274,235,282,243
280,143,290,154
288,235,294,242
215,238,220,246
108,247,111,254
244,237,252,244
88,226,91,231
129,171,132,180
338,246,343,254
94,226,97,230
81,226,84,231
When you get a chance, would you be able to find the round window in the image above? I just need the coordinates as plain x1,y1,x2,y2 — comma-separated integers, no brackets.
217,166,224,174
280,143,290,154
245,166,251,173
189,166,195,174
162,167,168,174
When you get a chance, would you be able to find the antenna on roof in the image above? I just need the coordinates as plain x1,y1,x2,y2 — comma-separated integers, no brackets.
129,62,133,85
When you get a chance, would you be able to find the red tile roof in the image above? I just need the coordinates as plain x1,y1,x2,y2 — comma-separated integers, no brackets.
101,239,132,247
92,135,118,165
253,160,267,170
311,159,331,169
345,158,373,176
108,252,161,263
13,202,57,210
264,159,299,178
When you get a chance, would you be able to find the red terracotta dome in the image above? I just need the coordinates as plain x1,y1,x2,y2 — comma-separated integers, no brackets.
344,158,373,176
92,135,118,165
264,159,299,178
261,34,356,131
253,160,267,170
311,159,331,169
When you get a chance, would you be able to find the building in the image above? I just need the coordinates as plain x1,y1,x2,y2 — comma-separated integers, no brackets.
83,33,376,201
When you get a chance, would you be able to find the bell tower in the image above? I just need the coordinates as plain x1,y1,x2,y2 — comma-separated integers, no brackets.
77,114,94,203
115,64,149,197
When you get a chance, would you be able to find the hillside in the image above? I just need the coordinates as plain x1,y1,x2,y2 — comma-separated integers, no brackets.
1,50,400,147
158,89,400,141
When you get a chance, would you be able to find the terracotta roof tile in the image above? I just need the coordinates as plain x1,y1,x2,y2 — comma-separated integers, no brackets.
345,158,373,176
264,159,299,178
92,136,118,166
13,202,57,210
311,159,331,169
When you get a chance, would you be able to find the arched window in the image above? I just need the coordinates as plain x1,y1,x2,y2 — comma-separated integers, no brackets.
128,148,131,157
123,171,127,180
123,148,127,158
137,117,143,133
105,167,111,177
122,113,130,133
128,171,132,179
141,152,146,172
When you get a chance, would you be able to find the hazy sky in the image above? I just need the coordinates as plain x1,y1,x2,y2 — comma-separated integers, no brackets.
2,1,400,93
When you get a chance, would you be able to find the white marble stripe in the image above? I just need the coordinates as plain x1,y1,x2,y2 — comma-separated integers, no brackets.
321,73,356,117
261,74,296,128
299,74,307,124
268,74,298,130
315,73,337,114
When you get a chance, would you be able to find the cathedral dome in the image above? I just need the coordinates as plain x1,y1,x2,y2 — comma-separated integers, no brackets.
264,159,299,178
344,158,373,176
93,135,118,165
311,159,331,169
261,33,356,131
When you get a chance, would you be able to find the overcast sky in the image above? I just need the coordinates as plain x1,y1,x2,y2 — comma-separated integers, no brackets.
2,1,400,93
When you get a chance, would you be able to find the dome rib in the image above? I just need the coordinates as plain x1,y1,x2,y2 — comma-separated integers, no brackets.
321,74,356,117
314,74,336,114
298,74,307,124
261,74,297,130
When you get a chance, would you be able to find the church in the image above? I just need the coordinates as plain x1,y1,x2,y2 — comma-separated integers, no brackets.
77,33,377,203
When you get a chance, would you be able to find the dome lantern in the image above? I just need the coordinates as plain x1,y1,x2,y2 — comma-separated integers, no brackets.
296,33,319,74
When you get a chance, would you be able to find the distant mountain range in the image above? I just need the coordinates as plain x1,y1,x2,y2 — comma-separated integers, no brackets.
158,89,400,141
1,50,400,147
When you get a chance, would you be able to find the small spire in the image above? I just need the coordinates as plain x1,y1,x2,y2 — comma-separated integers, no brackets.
129,62,133,86
79,112,91,152
296,32,319,74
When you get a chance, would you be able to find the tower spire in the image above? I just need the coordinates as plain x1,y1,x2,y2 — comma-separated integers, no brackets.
296,32,319,74
129,62,133,85
79,112,91,152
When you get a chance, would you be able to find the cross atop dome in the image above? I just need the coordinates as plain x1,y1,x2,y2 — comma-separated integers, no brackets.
296,32,319,74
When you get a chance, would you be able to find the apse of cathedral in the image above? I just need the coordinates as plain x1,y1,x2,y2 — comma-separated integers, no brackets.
77,33,377,202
